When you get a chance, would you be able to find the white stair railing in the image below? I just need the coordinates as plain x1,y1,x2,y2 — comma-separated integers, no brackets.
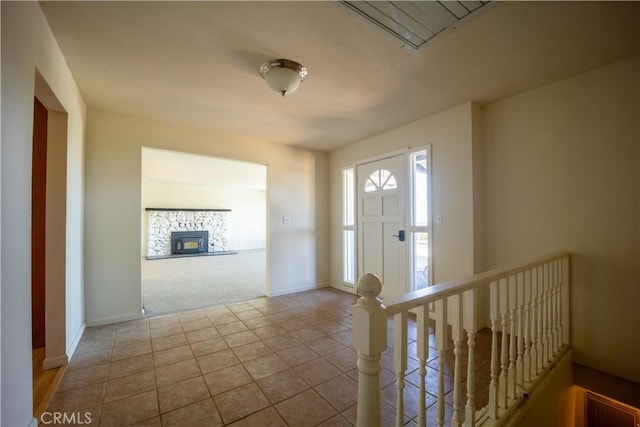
353,252,570,426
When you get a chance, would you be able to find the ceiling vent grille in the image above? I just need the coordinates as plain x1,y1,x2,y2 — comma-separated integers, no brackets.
336,1,492,51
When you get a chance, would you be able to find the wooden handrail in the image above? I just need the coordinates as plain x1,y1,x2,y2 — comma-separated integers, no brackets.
384,251,569,316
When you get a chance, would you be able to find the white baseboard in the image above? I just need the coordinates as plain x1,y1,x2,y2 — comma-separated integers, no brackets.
86,310,144,327
329,283,357,295
268,282,329,297
42,353,69,370
66,321,86,360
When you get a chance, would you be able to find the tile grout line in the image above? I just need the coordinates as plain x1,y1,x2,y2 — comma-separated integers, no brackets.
48,288,491,426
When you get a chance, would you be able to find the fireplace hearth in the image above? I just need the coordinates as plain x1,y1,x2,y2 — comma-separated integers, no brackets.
171,231,208,255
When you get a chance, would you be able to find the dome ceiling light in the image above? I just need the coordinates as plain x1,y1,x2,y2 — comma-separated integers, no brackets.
259,59,308,97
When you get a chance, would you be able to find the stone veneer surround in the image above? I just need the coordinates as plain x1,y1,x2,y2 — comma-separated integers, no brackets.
146,208,230,257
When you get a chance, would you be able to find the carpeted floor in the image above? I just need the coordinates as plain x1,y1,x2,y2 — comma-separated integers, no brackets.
142,249,267,316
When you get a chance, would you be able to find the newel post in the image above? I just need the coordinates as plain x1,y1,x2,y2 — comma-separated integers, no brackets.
353,274,388,427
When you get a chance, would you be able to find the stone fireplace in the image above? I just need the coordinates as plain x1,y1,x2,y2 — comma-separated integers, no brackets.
146,208,230,258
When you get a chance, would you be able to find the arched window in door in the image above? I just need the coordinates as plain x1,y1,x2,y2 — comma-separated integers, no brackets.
364,169,397,192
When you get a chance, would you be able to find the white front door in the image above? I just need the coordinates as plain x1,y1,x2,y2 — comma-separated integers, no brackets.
357,154,407,301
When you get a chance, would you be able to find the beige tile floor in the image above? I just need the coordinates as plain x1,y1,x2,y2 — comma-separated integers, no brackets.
45,288,491,426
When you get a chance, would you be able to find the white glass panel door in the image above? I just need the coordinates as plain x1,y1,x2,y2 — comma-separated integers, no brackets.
356,154,407,300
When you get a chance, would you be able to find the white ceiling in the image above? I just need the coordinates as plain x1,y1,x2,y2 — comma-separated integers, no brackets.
40,1,640,152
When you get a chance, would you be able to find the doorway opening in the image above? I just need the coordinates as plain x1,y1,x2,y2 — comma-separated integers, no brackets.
32,72,69,418
141,148,267,315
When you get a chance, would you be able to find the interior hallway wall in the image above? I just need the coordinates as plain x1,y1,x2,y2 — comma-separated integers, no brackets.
85,108,329,326
482,55,640,383
1,2,87,425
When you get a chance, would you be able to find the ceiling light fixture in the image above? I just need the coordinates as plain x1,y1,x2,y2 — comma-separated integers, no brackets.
259,59,307,97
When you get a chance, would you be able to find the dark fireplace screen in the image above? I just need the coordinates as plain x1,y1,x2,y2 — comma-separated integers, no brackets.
171,231,208,255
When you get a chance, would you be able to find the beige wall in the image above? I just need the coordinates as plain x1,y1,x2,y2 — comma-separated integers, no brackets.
85,108,329,325
482,55,640,382
1,2,87,425
329,103,480,293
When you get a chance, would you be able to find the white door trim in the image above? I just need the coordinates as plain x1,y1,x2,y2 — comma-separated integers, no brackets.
350,145,433,294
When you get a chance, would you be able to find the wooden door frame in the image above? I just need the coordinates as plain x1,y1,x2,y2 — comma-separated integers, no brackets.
33,71,69,370
32,97,48,349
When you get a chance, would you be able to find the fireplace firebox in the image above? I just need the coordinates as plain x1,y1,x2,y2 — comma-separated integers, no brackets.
171,231,209,255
